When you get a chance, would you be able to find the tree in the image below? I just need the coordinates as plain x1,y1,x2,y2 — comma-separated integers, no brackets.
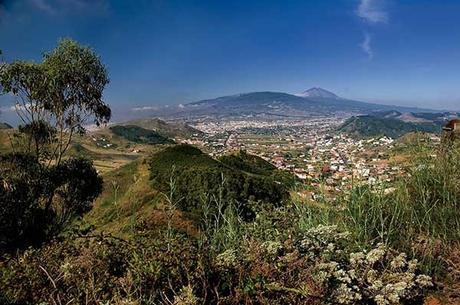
0,39,111,163
0,40,109,251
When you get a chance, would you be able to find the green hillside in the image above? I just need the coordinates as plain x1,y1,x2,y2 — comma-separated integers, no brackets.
86,146,294,234
109,125,175,144
148,144,290,218
218,150,297,187
338,115,440,138
119,118,203,138
83,159,198,238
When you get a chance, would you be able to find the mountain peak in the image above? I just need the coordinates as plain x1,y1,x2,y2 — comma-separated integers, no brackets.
296,87,339,99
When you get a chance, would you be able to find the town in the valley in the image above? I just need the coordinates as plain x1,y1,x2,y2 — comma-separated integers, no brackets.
177,115,442,200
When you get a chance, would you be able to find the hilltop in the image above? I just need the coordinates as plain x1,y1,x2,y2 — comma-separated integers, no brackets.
117,118,203,138
295,87,339,99
0,124,175,174
148,144,291,217
85,145,296,235
338,115,441,138
109,125,175,145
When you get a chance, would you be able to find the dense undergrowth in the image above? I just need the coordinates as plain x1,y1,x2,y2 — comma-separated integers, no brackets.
1,139,459,304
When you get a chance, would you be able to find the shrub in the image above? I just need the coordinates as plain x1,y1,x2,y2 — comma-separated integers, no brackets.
0,206,433,305
0,153,52,249
0,153,103,251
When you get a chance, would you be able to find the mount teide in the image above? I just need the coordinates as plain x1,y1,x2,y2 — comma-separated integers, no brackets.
295,87,340,99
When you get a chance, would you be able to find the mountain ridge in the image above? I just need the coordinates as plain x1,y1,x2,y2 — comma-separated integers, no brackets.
182,90,437,117
124,88,443,120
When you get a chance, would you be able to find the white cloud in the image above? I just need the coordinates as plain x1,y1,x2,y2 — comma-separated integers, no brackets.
356,0,388,24
27,0,109,15
0,105,18,112
131,106,159,111
360,33,373,59
29,0,55,14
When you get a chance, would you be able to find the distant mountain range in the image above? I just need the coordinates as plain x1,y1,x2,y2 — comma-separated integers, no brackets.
0,122,12,129
135,87,440,120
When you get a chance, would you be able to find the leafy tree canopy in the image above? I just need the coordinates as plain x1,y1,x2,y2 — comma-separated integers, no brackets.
0,39,111,163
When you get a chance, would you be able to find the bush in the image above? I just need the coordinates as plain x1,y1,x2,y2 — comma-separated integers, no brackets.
0,153,52,249
0,237,130,305
0,153,103,251
0,204,434,305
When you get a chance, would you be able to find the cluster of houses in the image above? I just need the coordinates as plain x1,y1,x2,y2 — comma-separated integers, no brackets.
265,135,403,192
187,116,459,200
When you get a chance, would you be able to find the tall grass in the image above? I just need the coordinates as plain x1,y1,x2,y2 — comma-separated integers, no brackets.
198,175,244,254
343,144,460,275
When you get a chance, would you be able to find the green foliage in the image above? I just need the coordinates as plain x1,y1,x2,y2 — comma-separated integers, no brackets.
148,145,289,219
0,237,130,305
17,120,56,159
0,153,50,250
342,146,460,275
42,38,111,126
0,38,111,163
0,206,433,305
218,150,298,187
0,153,103,251
120,118,203,138
50,158,103,225
110,125,175,145
338,115,440,139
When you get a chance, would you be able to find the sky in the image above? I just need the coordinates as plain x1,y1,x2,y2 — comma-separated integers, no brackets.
1,0,460,116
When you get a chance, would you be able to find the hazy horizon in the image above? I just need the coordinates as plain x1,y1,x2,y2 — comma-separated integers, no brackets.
1,0,460,113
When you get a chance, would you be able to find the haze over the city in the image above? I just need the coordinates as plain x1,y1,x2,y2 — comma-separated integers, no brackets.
1,0,460,113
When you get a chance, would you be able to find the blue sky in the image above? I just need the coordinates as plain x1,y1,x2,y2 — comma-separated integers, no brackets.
1,0,460,114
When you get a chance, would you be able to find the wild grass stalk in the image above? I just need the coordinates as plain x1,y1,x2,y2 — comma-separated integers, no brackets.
342,144,460,275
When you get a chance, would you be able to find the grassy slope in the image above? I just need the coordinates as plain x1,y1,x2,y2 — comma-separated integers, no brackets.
0,129,14,153
109,125,175,145
0,126,168,174
339,115,440,138
87,145,295,237
118,118,203,138
84,158,197,238
218,150,298,186
72,127,171,173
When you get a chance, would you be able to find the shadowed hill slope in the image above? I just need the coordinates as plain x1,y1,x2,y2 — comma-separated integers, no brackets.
218,150,298,187
338,115,440,138
109,125,175,145
148,144,292,218
118,118,203,138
